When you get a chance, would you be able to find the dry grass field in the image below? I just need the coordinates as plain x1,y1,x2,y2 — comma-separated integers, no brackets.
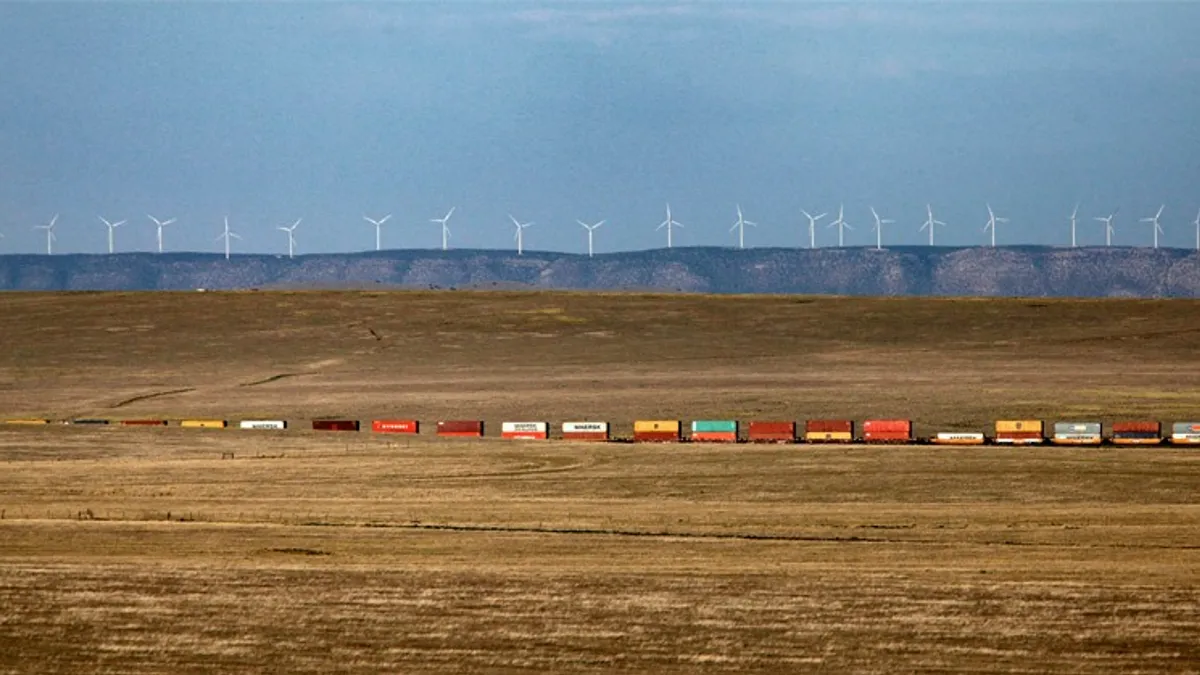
1,291,1199,673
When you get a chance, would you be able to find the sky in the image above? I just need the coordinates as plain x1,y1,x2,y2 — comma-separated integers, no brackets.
1,1,1199,256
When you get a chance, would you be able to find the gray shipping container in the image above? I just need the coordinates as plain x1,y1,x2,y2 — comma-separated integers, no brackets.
1172,422,1200,434
1054,422,1101,435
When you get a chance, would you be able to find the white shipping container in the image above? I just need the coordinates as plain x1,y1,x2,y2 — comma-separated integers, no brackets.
1172,422,1200,434
239,420,287,430
501,422,548,433
935,432,985,442
1054,433,1101,441
562,421,609,433
1171,433,1200,442
1054,422,1101,434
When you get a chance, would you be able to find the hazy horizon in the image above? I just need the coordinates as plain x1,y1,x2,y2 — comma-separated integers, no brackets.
2,2,1198,256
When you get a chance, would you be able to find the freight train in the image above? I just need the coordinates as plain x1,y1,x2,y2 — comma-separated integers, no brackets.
5,416,1200,446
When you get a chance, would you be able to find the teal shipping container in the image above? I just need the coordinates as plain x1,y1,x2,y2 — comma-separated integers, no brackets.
691,420,738,433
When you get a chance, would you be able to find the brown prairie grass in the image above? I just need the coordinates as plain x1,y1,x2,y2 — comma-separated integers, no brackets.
1,291,1200,673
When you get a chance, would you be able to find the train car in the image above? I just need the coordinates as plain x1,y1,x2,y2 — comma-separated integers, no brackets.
120,419,168,427
862,419,913,443
239,420,287,430
1050,421,1102,446
372,419,419,434
690,420,738,443
929,432,986,446
561,422,610,441
4,419,50,425
804,420,854,443
501,422,549,440
312,419,360,432
1170,422,1200,445
1110,421,1162,446
633,420,681,443
746,421,795,443
180,419,228,429
994,420,1044,445
70,418,111,425
437,420,484,438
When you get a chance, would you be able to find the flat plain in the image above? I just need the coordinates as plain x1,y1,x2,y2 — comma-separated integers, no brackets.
1,291,1199,673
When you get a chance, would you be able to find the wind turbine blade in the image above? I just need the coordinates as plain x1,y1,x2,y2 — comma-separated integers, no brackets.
380,214,392,224
445,207,456,220
509,214,520,227
163,218,175,226
744,220,756,226
49,214,58,227
229,233,242,240
577,220,587,227
293,218,302,228
729,223,739,233
114,220,125,227
934,220,946,226
595,220,605,228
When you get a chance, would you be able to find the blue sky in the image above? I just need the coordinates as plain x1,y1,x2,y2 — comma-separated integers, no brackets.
1,1,1198,255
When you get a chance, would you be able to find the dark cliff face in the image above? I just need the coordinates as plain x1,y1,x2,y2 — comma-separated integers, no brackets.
1,247,1198,297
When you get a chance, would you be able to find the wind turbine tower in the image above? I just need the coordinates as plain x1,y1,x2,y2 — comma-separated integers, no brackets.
363,214,391,252
578,219,604,258
508,214,533,255
1140,205,1164,249
657,203,683,248
801,209,826,249
217,216,241,260
984,203,1008,248
431,207,455,251
147,215,176,253
1069,204,1079,248
827,204,852,247
730,204,756,249
277,218,300,259
920,204,946,246
99,216,126,254
1194,208,1200,252
34,214,58,255
1094,210,1117,247
869,207,893,250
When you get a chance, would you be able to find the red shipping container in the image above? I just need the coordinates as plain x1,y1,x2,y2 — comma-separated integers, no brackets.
863,419,912,442
372,419,419,434
690,432,738,443
1111,421,1160,433
747,421,796,442
805,420,853,433
438,420,484,437
121,419,167,426
313,419,359,431
633,431,680,443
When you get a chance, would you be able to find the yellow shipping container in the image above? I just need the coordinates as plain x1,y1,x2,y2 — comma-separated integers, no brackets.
180,419,228,429
5,419,50,425
633,420,681,433
805,431,854,442
995,420,1043,434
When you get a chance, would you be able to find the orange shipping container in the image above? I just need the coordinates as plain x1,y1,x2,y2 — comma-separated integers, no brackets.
373,419,419,434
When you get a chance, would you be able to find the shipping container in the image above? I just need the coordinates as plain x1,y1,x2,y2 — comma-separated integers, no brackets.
930,432,986,445
437,420,484,437
633,420,681,442
239,420,287,430
804,419,854,442
994,432,1044,445
120,419,168,426
862,419,913,442
1111,420,1162,445
746,421,796,443
180,419,228,429
690,420,738,442
1050,421,1102,446
501,421,549,440
995,420,1044,434
1170,421,1200,444
561,421,610,441
4,419,50,425
70,418,110,425
372,419,419,434
312,419,360,432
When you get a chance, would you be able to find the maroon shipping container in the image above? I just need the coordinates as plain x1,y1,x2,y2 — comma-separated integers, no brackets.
121,419,167,426
633,431,681,443
747,421,796,442
437,420,484,437
312,419,360,432
1111,421,1161,433
805,419,854,433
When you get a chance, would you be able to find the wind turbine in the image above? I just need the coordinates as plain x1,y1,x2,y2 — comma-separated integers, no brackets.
147,215,176,253
657,203,683,248
1094,209,1117,247
869,207,893,250
216,216,241,260
430,207,455,251
1140,205,1164,249
983,203,1008,248
277,218,300,259
827,204,852,247
730,204,756,249
919,204,945,246
1069,204,1079,248
34,214,58,255
578,219,604,258
1194,208,1200,252
362,214,391,252
508,214,533,255
801,209,826,249
98,216,125,254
